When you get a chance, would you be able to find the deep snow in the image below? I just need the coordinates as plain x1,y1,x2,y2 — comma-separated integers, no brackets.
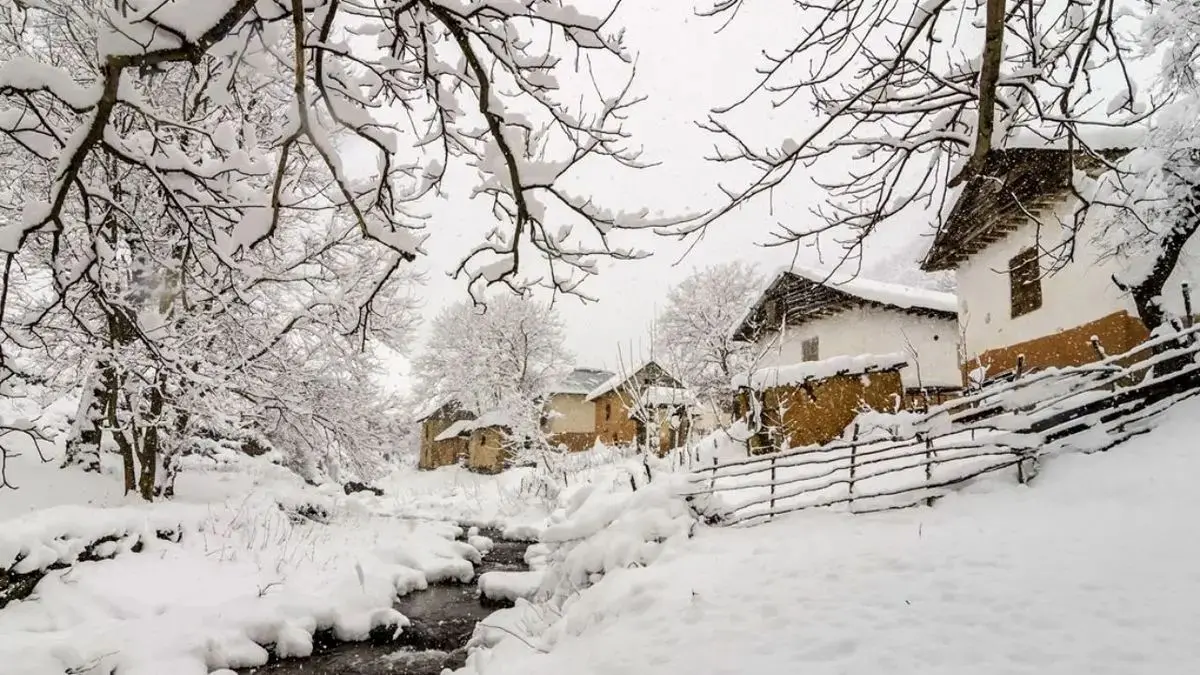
6,391,1200,675
459,398,1200,675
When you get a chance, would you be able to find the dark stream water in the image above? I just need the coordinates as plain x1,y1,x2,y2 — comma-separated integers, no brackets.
241,530,531,675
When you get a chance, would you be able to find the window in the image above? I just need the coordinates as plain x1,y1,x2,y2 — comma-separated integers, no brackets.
605,402,612,421
801,337,819,362
1009,247,1043,318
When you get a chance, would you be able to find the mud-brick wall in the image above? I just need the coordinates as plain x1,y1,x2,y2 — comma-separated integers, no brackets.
467,427,511,474
592,391,639,447
420,419,467,470
548,432,599,453
743,369,904,453
966,310,1150,381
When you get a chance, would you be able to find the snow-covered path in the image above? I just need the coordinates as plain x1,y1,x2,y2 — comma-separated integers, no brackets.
467,401,1200,675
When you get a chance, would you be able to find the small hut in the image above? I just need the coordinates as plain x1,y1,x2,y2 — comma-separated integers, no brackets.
416,399,473,470
585,361,697,454
463,410,519,474
541,368,614,452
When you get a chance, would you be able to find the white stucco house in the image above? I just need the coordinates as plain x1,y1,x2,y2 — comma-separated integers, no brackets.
920,147,1200,384
732,264,963,399
542,368,614,452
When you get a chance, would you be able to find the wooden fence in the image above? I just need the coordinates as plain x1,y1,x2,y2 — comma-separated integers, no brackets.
686,326,1200,526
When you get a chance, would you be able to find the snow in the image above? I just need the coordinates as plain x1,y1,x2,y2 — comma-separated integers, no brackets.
764,263,957,313
435,419,474,442
0,58,99,111
639,385,695,408
585,366,644,401
731,352,909,390
547,368,616,396
457,395,1200,675
478,570,545,603
585,361,681,401
732,263,958,341
0,439,488,675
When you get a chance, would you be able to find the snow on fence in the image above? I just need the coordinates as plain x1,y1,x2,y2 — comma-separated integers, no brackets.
687,326,1200,526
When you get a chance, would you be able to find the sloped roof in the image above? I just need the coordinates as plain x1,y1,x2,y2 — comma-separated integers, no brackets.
547,368,616,395
414,396,471,423
920,148,1129,272
433,419,474,442
732,264,957,342
585,360,683,401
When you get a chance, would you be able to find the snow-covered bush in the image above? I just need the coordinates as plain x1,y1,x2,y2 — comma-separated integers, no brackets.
465,460,697,664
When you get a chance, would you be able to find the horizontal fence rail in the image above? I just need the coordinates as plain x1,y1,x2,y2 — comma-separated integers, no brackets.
687,327,1200,526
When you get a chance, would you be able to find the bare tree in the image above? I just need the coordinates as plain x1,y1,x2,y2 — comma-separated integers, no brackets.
684,0,1148,270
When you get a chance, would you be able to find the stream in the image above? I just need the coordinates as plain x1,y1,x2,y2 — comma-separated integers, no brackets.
241,528,531,675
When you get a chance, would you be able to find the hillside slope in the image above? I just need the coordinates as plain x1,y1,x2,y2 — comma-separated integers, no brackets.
466,398,1200,675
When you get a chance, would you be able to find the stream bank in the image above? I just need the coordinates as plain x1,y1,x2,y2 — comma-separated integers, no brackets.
242,528,531,675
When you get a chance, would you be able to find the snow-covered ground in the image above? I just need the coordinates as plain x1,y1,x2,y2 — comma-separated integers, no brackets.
373,443,647,538
0,397,663,675
0,436,495,675
8,388,1199,675
462,397,1200,675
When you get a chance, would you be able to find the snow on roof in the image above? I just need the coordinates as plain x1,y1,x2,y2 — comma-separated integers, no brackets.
731,353,909,391
585,360,652,401
413,396,447,422
732,263,957,342
640,386,696,408
433,419,474,442
786,263,957,313
468,408,515,431
547,368,616,395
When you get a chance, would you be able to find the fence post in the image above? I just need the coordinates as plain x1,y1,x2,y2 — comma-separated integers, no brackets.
708,456,717,491
769,456,777,520
1090,336,1107,361
1184,282,1194,329
848,423,858,510
924,433,935,507
1015,354,1025,380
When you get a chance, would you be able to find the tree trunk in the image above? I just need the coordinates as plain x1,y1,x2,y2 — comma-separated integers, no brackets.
950,0,1006,187
1121,184,1200,373
62,368,103,473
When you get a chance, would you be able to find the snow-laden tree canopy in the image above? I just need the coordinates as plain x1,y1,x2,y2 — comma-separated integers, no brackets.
0,0,685,497
409,293,572,416
653,260,761,409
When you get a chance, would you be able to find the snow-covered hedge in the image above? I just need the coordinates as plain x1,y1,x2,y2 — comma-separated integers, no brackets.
463,461,698,667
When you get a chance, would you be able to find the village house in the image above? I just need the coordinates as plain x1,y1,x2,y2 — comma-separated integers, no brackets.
415,398,473,470
541,368,615,452
919,147,1200,384
585,361,697,454
733,264,962,401
728,264,961,452
421,409,517,474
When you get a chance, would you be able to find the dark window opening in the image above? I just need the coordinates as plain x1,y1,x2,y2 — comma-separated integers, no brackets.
1009,246,1043,318
605,402,612,421
801,337,820,362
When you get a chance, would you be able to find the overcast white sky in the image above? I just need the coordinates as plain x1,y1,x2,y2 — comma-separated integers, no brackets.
386,0,941,390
